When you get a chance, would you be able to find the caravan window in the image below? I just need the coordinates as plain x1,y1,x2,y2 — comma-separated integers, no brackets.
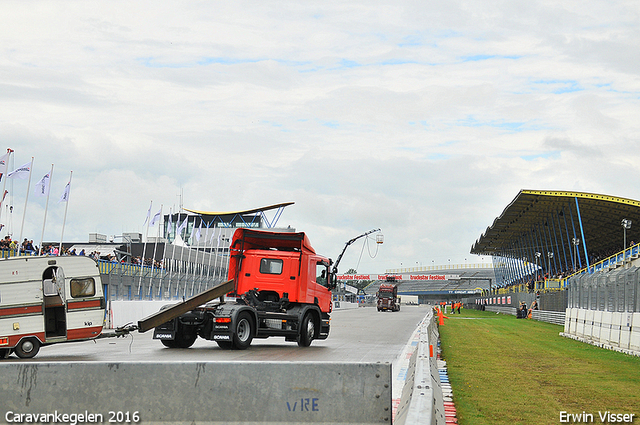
70,277,96,298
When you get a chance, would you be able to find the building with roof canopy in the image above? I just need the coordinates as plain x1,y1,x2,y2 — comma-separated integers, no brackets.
471,190,640,288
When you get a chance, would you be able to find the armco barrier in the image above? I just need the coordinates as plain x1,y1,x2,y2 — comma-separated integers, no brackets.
1,362,392,424
395,310,445,425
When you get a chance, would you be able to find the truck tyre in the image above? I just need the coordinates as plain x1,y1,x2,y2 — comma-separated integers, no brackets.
14,338,40,359
161,339,179,348
297,313,316,347
168,324,197,349
232,312,253,349
216,341,234,350
175,332,197,348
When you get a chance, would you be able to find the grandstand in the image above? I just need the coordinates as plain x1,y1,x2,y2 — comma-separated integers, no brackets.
361,264,495,304
470,190,640,288
467,190,640,355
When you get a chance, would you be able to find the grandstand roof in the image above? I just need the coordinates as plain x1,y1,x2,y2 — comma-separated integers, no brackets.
470,190,640,261
184,202,294,217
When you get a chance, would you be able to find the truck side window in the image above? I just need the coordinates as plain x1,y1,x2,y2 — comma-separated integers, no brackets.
70,277,96,298
259,258,283,275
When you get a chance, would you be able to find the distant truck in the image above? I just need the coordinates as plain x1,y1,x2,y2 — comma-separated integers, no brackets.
149,228,337,349
0,255,106,359
377,280,400,312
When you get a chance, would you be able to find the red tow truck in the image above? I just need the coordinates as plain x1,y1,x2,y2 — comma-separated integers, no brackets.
143,228,337,349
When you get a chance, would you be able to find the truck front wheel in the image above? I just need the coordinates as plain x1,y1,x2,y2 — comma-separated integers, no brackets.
297,313,316,347
232,312,253,350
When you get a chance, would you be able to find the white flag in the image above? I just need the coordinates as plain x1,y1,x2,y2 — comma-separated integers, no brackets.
142,202,152,226
0,151,10,177
58,182,70,203
194,220,202,242
34,173,51,197
150,208,162,227
176,216,188,235
166,216,173,234
8,161,31,179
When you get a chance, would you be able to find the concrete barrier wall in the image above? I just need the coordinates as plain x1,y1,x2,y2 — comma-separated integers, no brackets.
394,310,445,425
1,361,392,424
561,308,640,357
108,300,173,328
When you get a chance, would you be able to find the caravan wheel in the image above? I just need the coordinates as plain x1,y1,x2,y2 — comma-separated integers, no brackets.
15,338,40,359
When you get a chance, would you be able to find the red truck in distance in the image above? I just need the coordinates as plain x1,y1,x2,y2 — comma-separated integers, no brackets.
377,279,400,312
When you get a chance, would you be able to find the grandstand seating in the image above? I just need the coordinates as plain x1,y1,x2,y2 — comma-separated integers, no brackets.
363,266,495,296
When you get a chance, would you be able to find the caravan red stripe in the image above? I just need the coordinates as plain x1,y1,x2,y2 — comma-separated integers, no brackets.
0,305,42,317
67,326,103,341
67,299,102,310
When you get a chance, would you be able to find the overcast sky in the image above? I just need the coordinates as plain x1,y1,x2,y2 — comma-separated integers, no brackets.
1,1,639,273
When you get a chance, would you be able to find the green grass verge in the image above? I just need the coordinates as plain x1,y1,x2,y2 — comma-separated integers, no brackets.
438,309,640,425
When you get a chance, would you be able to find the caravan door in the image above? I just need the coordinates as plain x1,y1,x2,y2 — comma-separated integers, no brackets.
43,266,67,341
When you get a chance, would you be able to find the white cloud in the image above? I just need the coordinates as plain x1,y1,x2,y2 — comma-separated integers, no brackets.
1,0,639,271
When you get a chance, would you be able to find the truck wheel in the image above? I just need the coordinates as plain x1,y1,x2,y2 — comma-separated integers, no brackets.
216,341,233,350
175,333,197,348
0,348,10,359
297,313,316,347
232,312,253,350
14,338,40,359
161,339,179,348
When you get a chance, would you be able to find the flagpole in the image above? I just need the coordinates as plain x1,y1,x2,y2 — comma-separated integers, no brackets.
191,218,203,294
150,204,162,299
168,210,179,299
213,227,222,283
58,170,73,255
18,157,35,254
205,220,216,288
171,213,188,299
184,216,194,298
39,164,54,256
158,207,169,297
199,220,212,293
138,201,152,297
0,148,14,226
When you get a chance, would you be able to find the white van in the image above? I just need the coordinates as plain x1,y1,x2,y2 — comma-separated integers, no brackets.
0,255,105,358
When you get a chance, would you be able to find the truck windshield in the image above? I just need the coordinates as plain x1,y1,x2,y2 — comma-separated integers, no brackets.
379,291,393,298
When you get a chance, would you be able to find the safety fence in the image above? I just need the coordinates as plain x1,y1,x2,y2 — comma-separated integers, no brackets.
99,245,230,301
567,265,640,313
562,264,640,355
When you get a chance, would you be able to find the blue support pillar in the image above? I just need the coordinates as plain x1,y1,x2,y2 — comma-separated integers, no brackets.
575,197,590,273
549,213,561,274
567,200,583,270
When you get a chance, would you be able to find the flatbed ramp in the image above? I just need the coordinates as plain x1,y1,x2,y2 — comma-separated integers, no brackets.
137,279,235,332
1,361,392,424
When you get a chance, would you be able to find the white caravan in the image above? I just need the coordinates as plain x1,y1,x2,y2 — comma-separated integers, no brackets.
0,255,105,358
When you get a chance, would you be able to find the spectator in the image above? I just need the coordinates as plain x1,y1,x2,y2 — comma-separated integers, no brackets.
25,240,36,254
